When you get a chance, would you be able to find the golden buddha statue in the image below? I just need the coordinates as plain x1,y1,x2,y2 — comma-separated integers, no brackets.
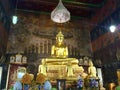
43,31,78,65
88,60,97,78
38,59,47,76
39,31,79,80
51,31,68,58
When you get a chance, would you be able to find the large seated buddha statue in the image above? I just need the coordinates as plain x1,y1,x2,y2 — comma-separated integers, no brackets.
44,31,78,65
39,31,79,79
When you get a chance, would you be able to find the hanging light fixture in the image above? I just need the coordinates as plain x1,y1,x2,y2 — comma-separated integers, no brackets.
109,25,116,33
12,0,18,24
51,0,70,23
12,15,18,24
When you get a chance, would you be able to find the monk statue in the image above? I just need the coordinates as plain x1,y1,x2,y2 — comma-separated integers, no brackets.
51,31,68,58
38,59,47,76
88,60,97,78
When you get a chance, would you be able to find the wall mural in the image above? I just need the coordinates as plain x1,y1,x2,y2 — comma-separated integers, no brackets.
7,11,92,58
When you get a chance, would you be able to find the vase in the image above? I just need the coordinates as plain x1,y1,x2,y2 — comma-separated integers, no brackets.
23,84,30,90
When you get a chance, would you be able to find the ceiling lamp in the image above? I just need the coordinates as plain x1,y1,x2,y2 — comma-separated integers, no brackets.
12,15,18,24
12,0,18,24
51,0,70,23
109,25,116,33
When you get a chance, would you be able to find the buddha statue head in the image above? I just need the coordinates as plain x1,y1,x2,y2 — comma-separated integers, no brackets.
41,59,46,65
89,60,93,66
56,31,64,45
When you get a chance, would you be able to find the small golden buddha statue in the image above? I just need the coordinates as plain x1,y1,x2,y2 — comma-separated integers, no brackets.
38,59,47,76
51,31,68,58
88,60,97,78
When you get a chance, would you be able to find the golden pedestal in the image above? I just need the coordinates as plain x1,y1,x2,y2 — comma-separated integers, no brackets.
39,58,80,80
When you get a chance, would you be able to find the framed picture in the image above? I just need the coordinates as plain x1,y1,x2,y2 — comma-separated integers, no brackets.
83,56,89,65
0,67,2,87
57,79,66,90
79,58,83,65
15,53,22,63
10,56,15,63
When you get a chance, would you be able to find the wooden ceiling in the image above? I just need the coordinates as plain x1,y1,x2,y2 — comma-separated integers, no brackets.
13,0,107,19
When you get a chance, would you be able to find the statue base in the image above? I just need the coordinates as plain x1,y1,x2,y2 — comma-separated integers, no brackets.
39,58,80,80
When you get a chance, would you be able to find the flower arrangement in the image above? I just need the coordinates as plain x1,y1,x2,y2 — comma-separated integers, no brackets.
21,73,34,85
36,73,46,85
77,78,83,89
89,78,98,88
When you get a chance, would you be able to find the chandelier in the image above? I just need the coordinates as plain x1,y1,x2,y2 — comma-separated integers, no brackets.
51,0,70,23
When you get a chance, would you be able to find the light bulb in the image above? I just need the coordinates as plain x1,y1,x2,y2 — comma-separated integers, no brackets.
12,15,18,24
109,25,116,33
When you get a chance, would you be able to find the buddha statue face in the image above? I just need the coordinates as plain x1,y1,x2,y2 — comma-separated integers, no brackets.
42,59,46,65
56,31,64,45
89,60,93,66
